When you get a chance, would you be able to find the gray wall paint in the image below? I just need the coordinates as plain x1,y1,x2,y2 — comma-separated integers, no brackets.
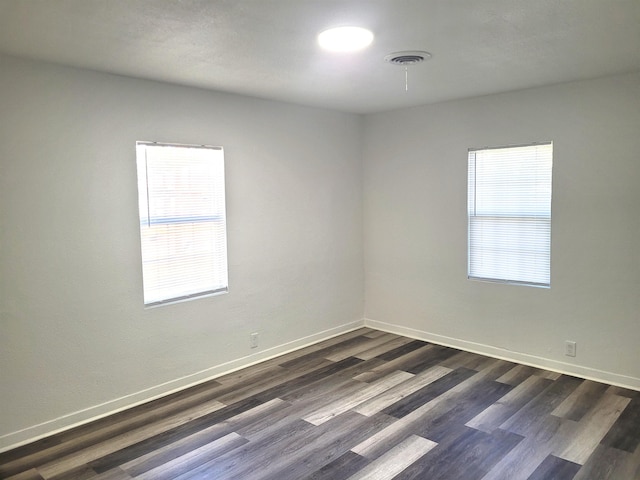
364,73,640,384
0,55,364,447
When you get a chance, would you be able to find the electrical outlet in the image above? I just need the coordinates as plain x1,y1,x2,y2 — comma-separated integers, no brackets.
565,340,577,357
250,332,259,349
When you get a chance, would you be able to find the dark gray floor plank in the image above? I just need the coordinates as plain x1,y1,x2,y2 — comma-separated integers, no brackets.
599,396,640,452
527,454,581,480
303,451,370,480
382,367,477,418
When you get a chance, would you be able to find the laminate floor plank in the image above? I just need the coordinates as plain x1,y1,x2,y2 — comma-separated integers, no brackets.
555,393,630,464
3,329,639,480
527,454,581,480
250,357,365,404
481,417,577,480
404,345,459,375
116,399,287,476
325,333,400,362
304,451,370,480
353,345,434,382
394,427,523,480
381,367,477,418
0,386,229,478
5,469,45,480
132,432,247,480
345,434,436,480
373,340,429,362
496,364,542,386
500,375,584,436
416,380,513,443
257,412,397,480
82,396,263,475
467,375,553,433
353,365,452,417
353,335,415,361
573,443,640,480
34,400,227,479
551,380,609,421
303,370,412,425
599,396,640,452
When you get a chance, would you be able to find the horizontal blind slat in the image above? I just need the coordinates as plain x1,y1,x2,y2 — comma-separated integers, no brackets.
468,143,552,287
136,142,228,305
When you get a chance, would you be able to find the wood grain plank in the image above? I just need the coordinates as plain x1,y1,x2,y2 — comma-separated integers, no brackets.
555,393,630,464
599,396,640,452
353,336,415,361
35,399,226,479
353,345,434,383
325,333,400,362
527,454,581,480
0,386,228,478
381,367,476,418
374,340,429,362
573,443,640,480
346,435,436,480
353,366,452,417
91,467,134,479
134,432,247,480
500,375,583,436
393,427,522,480
115,399,287,476
551,380,608,421
304,370,413,425
5,468,46,480
480,417,576,480
86,397,265,474
495,364,541,386
466,375,552,433
305,451,370,480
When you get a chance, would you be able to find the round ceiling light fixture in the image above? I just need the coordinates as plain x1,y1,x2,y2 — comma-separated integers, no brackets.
317,26,374,53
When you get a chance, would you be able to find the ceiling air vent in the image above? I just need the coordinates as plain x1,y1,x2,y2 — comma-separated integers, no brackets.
384,51,432,65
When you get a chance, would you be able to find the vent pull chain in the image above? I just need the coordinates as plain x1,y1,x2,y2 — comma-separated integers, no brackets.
405,66,409,92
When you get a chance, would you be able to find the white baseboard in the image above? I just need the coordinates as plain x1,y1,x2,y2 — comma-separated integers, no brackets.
0,319,365,453
364,318,640,391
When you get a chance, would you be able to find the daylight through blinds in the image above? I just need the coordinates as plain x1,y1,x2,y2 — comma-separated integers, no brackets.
468,142,552,287
136,142,228,306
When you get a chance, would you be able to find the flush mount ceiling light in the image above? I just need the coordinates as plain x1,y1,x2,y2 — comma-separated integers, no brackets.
317,26,374,52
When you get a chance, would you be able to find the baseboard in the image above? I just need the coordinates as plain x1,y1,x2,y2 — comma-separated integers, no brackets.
0,319,365,453
364,318,640,391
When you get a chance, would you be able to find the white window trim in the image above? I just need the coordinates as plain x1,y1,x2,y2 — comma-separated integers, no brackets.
136,141,228,307
467,142,553,288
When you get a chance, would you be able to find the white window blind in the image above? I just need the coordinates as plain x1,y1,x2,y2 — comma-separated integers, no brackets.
136,142,228,306
468,142,552,287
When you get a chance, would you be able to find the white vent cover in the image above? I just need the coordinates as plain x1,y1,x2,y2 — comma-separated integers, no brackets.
384,51,432,65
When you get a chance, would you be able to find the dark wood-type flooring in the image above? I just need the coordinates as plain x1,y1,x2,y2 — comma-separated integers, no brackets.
1,328,639,479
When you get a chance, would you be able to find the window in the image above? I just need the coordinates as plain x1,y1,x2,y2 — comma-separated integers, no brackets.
136,142,228,306
468,142,552,287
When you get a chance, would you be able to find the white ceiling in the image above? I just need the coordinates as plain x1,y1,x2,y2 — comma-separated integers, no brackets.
0,0,639,114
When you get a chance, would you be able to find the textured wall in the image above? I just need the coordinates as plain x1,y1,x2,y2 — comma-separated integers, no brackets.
0,54,364,449
363,72,640,388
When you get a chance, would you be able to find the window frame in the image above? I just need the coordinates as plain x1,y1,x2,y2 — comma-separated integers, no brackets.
467,142,553,288
136,141,228,307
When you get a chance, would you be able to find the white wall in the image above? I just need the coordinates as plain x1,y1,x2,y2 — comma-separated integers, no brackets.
0,54,364,449
364,73,640,388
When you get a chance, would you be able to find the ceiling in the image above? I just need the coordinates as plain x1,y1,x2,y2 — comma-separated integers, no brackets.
0,0,639,114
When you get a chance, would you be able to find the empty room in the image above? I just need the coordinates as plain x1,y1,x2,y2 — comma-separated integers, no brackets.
1,1,639,478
